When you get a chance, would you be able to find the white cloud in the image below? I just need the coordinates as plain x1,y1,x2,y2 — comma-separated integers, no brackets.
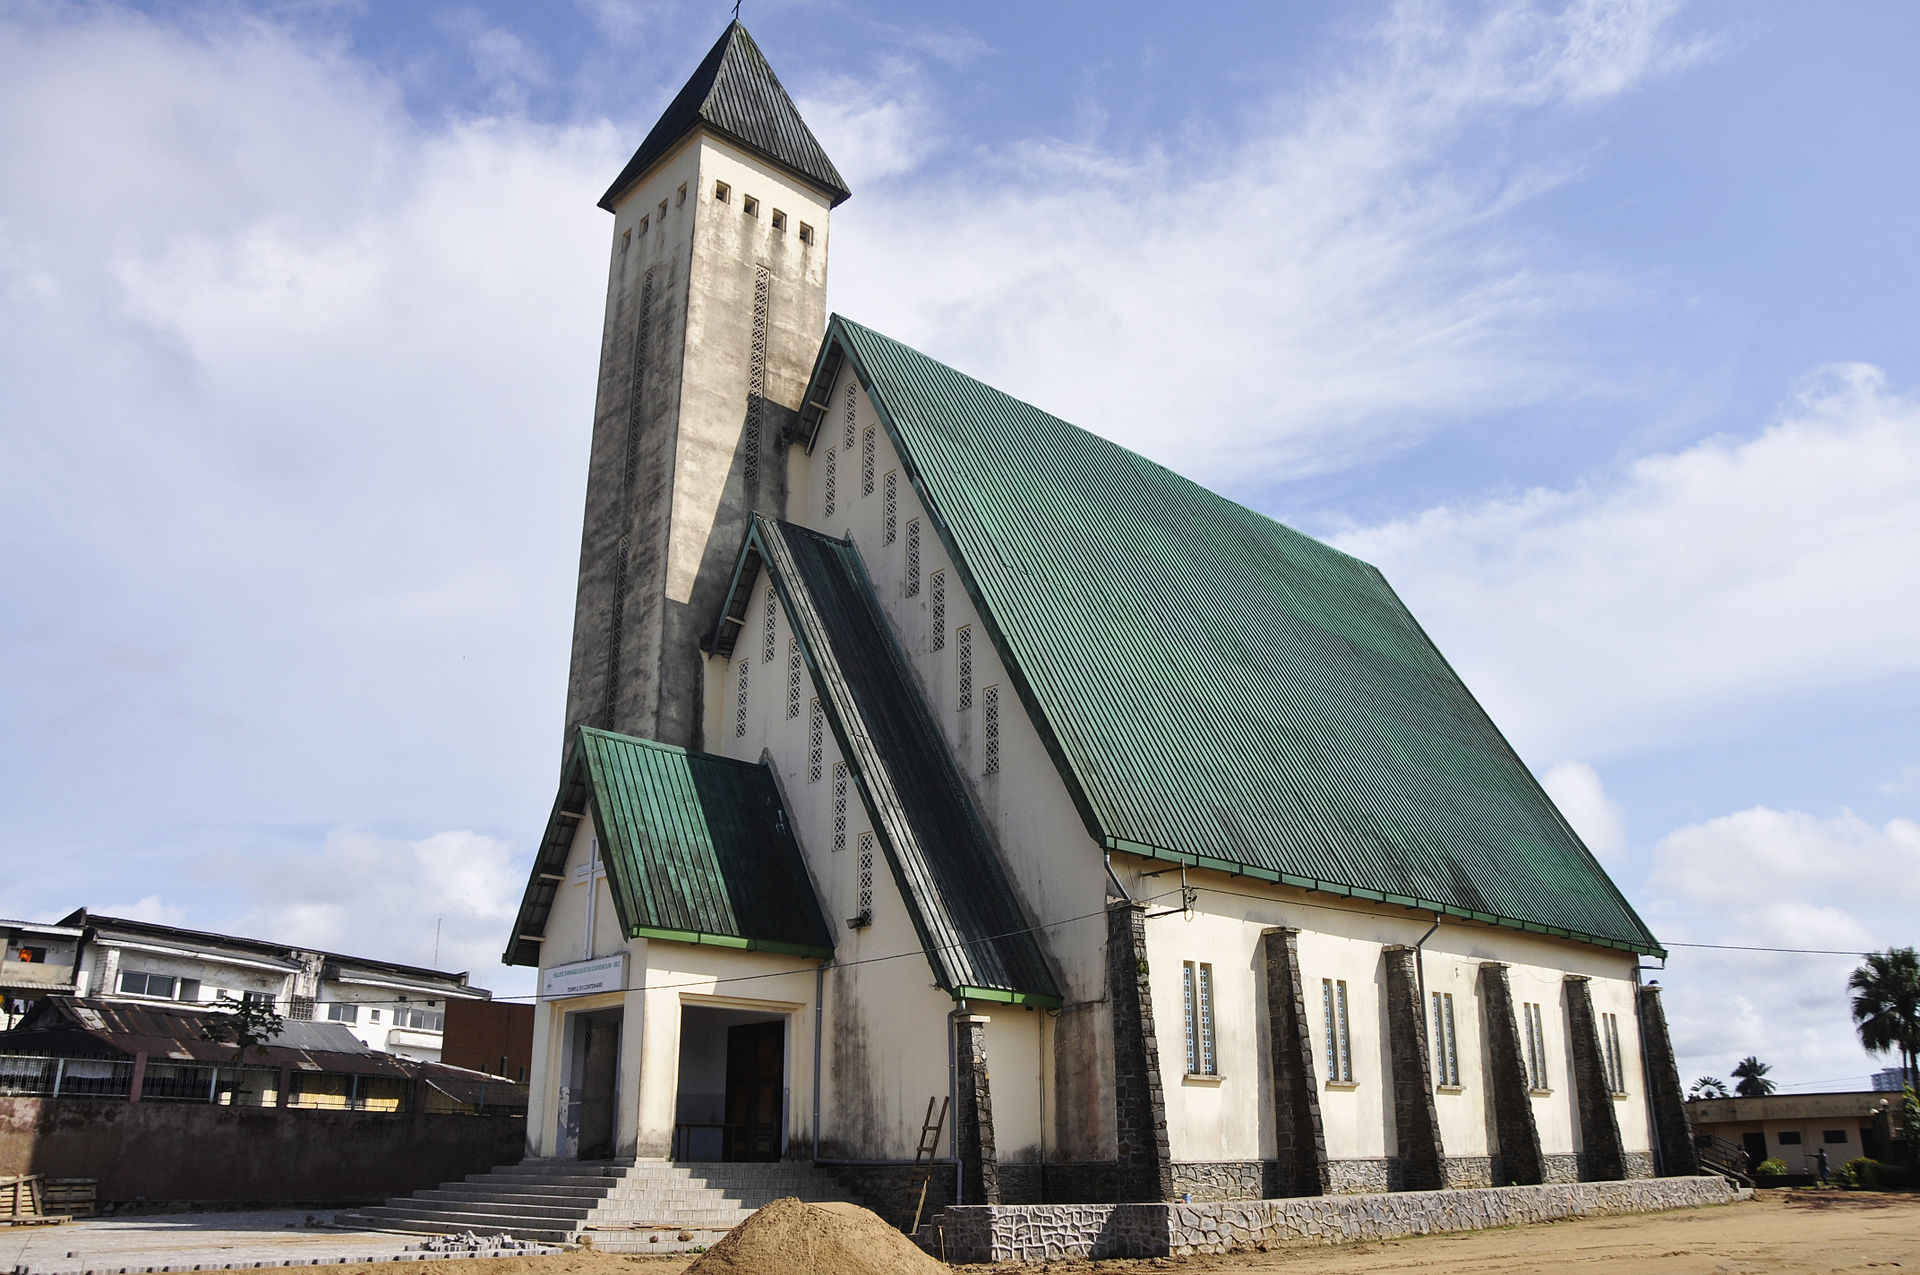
1335,364,1920,758
821,0,1705,485
96,895,191,927
1539,760,1626,858
1645,805,1920,1088
222,828,533,995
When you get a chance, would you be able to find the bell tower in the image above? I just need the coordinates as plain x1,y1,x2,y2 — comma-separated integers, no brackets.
564,22,849,749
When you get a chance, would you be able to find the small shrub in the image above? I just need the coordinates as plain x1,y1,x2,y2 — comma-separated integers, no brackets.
1860,1160,1915,1191
1756,1158,1789,1176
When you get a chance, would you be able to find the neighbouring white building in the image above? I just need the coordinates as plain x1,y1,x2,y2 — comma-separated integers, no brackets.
55,910,491,1063
1,919,87,1028
502,22,1703,1207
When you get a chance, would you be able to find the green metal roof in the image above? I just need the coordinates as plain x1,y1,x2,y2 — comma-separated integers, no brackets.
504,728,834,966
711,516,1062,1004
803,316,1663,956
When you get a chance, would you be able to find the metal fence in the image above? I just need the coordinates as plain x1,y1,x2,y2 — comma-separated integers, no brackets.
0,1055,277,1105
0,1055,132,1099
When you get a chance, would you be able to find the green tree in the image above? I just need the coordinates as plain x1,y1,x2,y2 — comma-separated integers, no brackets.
203,994,285,1064
1849,947,1920,1094
1688,1076,1730,1100
1732,1055,1776,1097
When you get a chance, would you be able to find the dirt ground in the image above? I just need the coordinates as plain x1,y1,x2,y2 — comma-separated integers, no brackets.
300,1191,1920,1275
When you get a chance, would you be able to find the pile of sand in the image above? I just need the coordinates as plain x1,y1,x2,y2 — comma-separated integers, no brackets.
684,1198,949,1275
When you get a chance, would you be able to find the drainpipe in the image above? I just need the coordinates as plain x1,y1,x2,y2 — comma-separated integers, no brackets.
1413,915,1442,1015
947,1002,964,1207
812,962,826,1161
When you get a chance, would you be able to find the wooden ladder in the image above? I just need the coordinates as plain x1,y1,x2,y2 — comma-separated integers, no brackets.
908,1095,950,1236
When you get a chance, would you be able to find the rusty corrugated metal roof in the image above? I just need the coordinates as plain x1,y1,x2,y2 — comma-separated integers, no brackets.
1,997,411,1075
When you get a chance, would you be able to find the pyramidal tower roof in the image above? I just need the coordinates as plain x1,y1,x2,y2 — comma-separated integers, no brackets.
599,21,851,211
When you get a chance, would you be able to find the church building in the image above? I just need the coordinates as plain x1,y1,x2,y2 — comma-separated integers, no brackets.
504,22,1700,1206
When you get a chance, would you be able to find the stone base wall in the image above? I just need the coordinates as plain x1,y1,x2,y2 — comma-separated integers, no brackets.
935,1175,1740,1263
1171,1161,1265,1200
1443,1156,1494,1189
1544,1153,1583,1184
1623,1151,1656,1179
829,1161,956,1230
1328,1157,1398,1194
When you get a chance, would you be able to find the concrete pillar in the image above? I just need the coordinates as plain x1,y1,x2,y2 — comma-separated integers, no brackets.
1106,901,1172,1202
1260,927,1328,1196
953,1013,1000,1205
1563,975,1626,1181
1478,963,1545,1185
1635,983,1701,1176
128,1052,146,1104
634,983,678,1159
1382,946,1446,1190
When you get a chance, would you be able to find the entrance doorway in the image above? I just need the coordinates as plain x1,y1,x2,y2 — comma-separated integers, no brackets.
562,1007,622,1160
673,1006,787,1161
1742,1131,1768,1171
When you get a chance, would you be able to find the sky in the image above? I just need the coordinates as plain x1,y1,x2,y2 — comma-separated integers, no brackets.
2,0,1916,1095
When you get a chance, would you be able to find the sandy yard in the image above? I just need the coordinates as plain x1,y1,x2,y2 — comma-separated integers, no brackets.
273,1189,1918,1275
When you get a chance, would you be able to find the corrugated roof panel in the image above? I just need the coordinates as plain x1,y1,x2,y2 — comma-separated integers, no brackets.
823,316,1661,955
748,517,1061,1003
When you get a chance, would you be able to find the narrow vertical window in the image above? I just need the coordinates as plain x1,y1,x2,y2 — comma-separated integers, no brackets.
786,638,803,719
807,698,824,782
1182,962,1198,1075
982,684,1000,775
853,832,874,926
762,588,777,664
1323,978,1353,1083
823,449,837,519
844,382,857,453
861,425,876,496
1523,1002,1549,1090
956,625,974,711
831,763,848,853
930,570,947,651
904,519,921,597
734,658,749,739
883,471,897,543
1602,1012,1626,1093
1198,962,1217,1075
1432,992,1460,1087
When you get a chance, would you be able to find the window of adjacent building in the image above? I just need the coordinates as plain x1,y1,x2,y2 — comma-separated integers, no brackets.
832,763,848,853
1823,1129,1849,1144
1777,1130,1803,1145
1523,1002,1550,1091
1322,978,1354,1083
119,970,177,999
808,698,824,783
714,181,730,203
325,1001,360,1024
931,570,948,651
799,222,814,245
14,946,47,963
1601,1011,1627,1094
742,195,759,218
787,637,803,719
1183,961,1218,1076
982,684,1000,775
1431,991,1461,1087
852,832,875,927
957,625,974,711
394,1006,444,1031
883,471,898,544
771,209,786,232
861,425,876,495
905,519,922,597
369,1009,381,1023
242,990,273,1007
823,448,837,518
734,658,750,739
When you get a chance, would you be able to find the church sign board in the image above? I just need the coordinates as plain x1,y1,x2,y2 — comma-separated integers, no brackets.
540,953,626,1001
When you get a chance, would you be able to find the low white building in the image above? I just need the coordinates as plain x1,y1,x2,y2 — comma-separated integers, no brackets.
2,919,86,1028
501,21,1702,1208
58,911,490,1062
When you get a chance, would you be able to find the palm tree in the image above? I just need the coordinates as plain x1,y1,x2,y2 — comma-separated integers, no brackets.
1688,1076,1730,1100
1850,947,1920,1092
1731,1056,1775,1097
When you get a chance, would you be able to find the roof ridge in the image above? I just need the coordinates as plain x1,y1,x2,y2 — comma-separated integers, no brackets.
575,723,770,771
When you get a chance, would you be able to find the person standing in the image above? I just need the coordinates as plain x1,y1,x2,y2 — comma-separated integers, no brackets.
1816,1145,1830,1184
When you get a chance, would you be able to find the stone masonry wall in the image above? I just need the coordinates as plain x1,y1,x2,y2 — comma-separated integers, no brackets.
1478,963,1546,1185
1260,927,1329,1196
1563,976,1626,1181
953,1013,999,1205
1636,984,1702,1176
1107,902,1172,1202
1382,946,1445,1191
935,1175,1740,1263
